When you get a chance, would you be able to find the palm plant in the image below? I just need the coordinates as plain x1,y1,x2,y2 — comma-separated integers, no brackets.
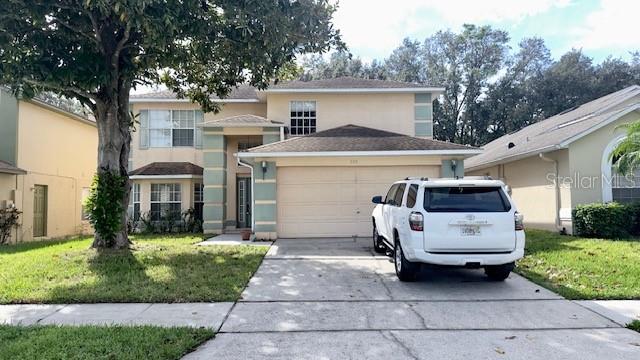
610,121,640,175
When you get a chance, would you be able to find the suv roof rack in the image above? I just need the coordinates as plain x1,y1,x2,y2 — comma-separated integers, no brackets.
404,176,429,181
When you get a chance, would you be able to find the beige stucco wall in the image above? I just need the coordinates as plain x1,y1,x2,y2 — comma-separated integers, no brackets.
266,93,416,136
15,101,97,242
129,102,266,169
468,149,572,232
568,111,640,206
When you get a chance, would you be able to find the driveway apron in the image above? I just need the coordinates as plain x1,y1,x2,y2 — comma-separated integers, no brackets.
184,237,640,359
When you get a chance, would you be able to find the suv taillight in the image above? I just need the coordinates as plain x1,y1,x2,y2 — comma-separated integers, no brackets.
409,212,423,231
515,212,524,231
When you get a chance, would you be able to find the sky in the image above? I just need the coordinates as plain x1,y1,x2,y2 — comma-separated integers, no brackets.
331,0,640,63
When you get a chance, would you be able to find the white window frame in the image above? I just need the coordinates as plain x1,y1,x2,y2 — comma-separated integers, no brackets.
130,183,141,220
150,183,182,221
289,101,317,136
148,110,201,148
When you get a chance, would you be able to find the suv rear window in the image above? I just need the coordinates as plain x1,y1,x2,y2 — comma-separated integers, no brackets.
424,186,511,212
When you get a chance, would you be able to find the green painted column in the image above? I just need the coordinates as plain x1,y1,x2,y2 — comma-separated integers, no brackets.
202,128,226,234
253,161,277,240
262,127,281,144
441,159,464,178
0,88,19,165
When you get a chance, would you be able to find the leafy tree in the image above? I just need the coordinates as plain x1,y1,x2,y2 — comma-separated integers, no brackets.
384,38,424,83
0,0,342,248
423,24,510,145
610,121,640,176
300,51,366,80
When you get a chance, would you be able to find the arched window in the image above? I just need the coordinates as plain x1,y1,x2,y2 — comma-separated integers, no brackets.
602,134,640,203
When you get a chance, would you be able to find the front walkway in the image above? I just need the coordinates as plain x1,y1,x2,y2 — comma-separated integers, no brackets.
185,237,640,360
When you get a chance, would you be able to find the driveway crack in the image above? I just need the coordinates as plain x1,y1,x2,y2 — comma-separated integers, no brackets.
381,330,419,360
36,304,67,324
407,303,428,329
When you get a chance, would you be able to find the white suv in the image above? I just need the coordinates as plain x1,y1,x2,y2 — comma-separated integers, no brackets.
371,177,525,282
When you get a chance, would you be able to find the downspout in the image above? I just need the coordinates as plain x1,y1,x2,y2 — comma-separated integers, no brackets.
237,156,255,233
539,153,563,232
279,126,285,141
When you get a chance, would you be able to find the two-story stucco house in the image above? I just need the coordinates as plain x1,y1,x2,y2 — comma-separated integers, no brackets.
0,88,97,243
129,77,481,239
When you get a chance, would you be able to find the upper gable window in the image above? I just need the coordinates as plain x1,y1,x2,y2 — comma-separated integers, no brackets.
290,101,316,135
148,110,200,147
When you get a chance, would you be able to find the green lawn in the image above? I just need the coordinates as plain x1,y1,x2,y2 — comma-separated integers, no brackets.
628,320,640,333
516,229,640,300
0,234,268,303
0,325,213,360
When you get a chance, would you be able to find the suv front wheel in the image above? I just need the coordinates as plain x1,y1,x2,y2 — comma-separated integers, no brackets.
372,224,387,254
484,262,515,281
394,235,418,281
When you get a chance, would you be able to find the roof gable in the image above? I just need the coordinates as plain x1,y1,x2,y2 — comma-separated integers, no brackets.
129,162,203,177
240,125,478,155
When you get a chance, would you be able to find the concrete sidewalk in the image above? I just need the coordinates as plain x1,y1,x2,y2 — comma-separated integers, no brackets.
0,303,233,329
576,300,640,326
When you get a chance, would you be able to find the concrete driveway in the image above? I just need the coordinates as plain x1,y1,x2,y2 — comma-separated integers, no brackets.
185,238,640,359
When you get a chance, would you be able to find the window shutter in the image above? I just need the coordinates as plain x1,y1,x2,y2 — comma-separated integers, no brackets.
195,110,204,149
139,110,149,149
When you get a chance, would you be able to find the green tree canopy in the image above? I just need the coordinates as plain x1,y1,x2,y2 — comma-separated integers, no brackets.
0,0,342,248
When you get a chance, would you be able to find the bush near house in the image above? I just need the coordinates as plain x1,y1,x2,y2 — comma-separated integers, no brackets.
572,202,640,239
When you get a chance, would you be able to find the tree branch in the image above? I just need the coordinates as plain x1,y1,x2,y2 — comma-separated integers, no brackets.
22,79,98,102
49,17,98,44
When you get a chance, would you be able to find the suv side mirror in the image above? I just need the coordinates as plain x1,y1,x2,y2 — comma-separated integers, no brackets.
372,195,384,204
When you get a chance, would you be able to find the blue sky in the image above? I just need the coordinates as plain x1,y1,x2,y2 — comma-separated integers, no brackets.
332,0,639,63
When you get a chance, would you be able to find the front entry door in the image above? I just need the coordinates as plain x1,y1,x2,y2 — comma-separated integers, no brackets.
237,177,252,228
33,185,48,237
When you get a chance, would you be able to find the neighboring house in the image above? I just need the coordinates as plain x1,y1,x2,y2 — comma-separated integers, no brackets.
129,77,480,239
0,88,98,243
467,85,640,233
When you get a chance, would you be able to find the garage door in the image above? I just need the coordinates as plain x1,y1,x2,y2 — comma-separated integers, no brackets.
277,166,440,238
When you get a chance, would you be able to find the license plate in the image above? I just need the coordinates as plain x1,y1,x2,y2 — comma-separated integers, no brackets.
460,225,481,236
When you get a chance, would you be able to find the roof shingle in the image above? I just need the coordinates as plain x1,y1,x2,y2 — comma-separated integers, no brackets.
242,125,477,154
130,84,259,101
466,85,640,170
270,76,440,90
129,162,203,176
201,114,284,127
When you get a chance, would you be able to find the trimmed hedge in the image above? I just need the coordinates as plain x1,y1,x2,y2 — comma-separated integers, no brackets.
573,202,638,239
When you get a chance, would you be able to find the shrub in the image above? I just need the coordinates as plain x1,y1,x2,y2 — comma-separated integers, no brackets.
83,172,127,245
573,202,633,239
0,206,21,245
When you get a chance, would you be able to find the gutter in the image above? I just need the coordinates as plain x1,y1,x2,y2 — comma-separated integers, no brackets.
237,149,482,158
237,157,255,233
539,153,564,232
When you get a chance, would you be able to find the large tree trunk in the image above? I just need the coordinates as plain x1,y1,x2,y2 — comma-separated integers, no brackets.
91,82,132,249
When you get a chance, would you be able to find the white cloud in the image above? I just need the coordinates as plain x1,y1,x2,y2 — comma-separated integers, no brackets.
332,0,570,60
571,0,640,51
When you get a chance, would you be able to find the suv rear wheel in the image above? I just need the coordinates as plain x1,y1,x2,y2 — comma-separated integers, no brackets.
484,262,515,281
394,235,418,281
372,224,387,254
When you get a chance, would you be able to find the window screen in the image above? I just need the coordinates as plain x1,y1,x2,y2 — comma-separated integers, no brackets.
424,186,511,212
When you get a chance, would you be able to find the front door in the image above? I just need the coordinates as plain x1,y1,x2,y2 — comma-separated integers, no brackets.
237,177,252,228
33,185,48,237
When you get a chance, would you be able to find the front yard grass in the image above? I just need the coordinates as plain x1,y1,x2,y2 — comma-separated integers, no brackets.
0,234,268,303
628,320,640,333
516,229,640,300
0,324,213,360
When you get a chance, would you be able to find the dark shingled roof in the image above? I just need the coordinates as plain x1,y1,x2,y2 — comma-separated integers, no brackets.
270,76,440,90
202,114,284,127
129,162,203,176
466,85,640,170
130,84,259,101
244,125,477,153
0,160,26,175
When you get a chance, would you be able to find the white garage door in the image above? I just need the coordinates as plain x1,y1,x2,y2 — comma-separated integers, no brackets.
277,166,440,238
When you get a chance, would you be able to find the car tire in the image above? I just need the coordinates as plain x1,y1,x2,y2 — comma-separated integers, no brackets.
484,262,515,281
372,224,387,254
394,235,418,282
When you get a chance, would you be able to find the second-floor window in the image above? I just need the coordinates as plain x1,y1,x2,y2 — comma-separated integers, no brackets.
147,110,201,147
290,101,316,135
